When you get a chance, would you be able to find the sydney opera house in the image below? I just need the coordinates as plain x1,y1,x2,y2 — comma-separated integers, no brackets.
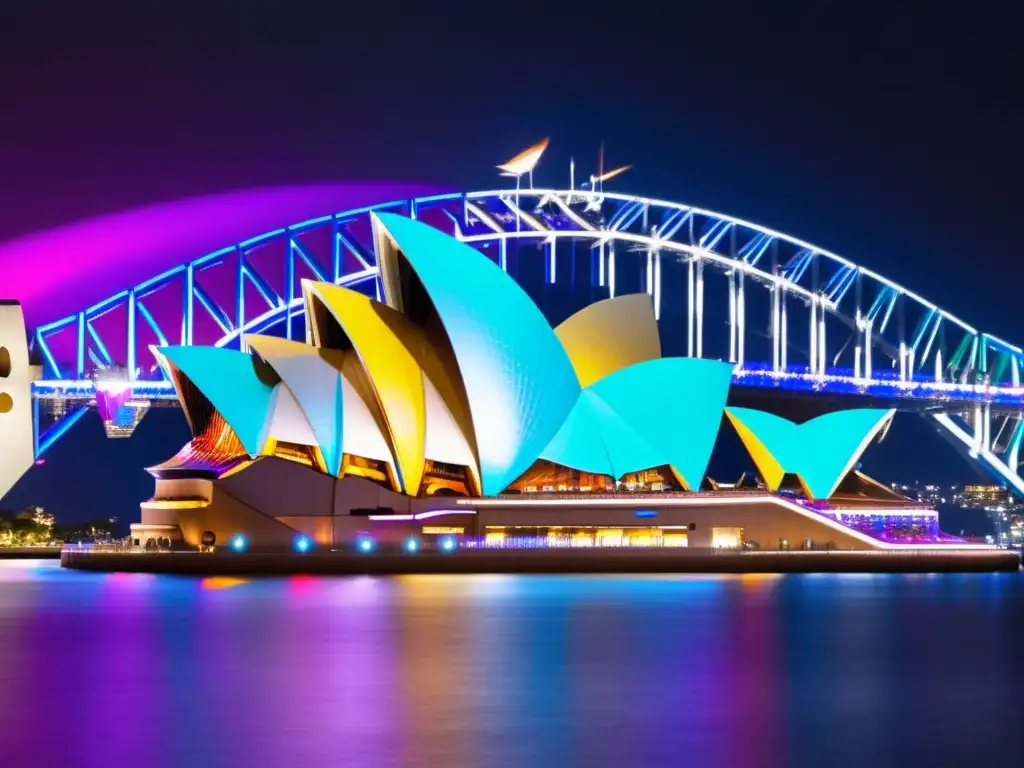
134,211,957,553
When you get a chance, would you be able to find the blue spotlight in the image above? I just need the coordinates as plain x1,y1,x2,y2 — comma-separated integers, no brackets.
405,537,419,553
440,536,456,552
358,538,374,553
231,534,247,553
294,535,312,553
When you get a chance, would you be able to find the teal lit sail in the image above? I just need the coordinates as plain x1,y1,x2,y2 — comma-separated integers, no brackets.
542,358,734,489
540,388,665,478
156,346,277,456
726,407,894,499
372,212,581,496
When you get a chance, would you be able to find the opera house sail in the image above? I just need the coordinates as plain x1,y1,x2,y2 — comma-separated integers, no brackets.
132,212,968,553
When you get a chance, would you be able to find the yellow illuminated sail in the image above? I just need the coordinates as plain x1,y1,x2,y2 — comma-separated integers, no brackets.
725,410,786,491
305,282,428,494
555,294,661,388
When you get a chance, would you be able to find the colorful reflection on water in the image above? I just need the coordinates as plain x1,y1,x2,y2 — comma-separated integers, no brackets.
1,560,1022,767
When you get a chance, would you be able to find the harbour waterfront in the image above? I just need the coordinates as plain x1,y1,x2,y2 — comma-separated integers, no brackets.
3,560,1023,767
60,546,1021,575
0,547,60,559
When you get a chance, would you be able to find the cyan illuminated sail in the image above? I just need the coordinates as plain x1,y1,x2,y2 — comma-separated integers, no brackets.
541,389,664,478
373,211,580,495
542,358,733,488
726,407,894,499
156,346,276,456
591,358,734,490
540,391,615,476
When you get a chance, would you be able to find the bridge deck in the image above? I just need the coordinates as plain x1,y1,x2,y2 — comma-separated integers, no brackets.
31,366,1024,409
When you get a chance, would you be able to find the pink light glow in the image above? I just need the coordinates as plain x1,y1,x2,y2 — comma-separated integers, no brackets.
95,386,131,422
0,183,445,329
366,509,478,522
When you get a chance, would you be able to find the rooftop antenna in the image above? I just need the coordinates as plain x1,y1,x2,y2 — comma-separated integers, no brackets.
582,144,632,211
497,138,549,229
591,141,632,190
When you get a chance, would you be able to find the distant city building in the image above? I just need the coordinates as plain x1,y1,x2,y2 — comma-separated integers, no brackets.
1010,519,1023,548
917,484,944,506
885,481,1024,547
889,481,955,506
961,484,1014,509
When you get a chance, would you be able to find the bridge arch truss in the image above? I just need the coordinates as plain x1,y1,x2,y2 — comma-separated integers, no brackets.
28,189,1024,491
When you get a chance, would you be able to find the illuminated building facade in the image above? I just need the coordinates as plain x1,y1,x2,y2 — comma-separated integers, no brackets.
960,484,1013,509
132,212,979,553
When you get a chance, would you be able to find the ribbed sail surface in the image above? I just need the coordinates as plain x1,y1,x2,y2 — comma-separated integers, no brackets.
374,212,580,495
157,346,276,456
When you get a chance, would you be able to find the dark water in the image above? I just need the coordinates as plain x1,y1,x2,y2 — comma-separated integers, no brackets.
2,561,1022,768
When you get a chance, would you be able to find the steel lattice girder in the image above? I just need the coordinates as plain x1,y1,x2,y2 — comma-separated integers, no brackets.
18,188,1024,494
25,189,1024,405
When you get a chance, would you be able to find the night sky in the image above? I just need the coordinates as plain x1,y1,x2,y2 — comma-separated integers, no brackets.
1,4,1020,523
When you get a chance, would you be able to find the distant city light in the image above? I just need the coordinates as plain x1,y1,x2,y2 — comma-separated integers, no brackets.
294,535,311,553
231,535,247,552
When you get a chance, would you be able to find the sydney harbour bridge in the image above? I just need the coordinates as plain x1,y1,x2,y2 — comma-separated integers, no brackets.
2,142,1023,500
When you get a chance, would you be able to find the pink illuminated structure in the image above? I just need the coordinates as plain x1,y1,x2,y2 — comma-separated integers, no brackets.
0,183,441,329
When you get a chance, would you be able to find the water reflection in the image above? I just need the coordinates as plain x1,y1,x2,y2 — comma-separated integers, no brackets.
1,561,1022,767
199,576,248,590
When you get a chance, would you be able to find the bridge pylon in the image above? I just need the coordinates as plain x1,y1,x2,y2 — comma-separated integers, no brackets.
0,301,34,502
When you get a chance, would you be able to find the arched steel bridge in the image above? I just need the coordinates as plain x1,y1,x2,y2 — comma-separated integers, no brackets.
22,188,1024,493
